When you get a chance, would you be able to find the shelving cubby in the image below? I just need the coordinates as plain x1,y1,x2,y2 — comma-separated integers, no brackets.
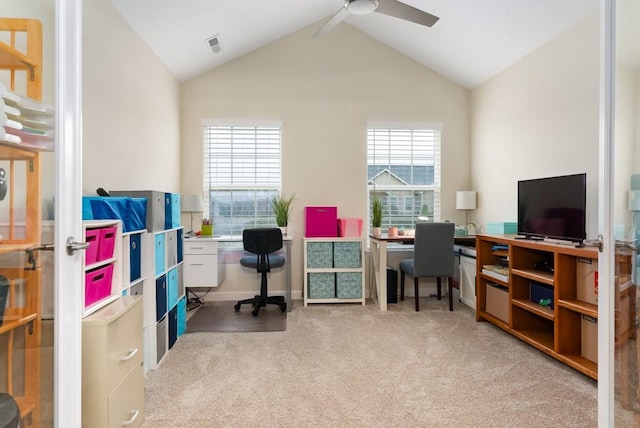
475,234,599,380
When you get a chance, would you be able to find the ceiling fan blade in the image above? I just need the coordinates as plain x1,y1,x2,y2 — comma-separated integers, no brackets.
374,0,440,27
312,6,351,38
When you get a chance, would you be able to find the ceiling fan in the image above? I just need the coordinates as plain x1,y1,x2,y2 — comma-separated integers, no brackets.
313,0,439,38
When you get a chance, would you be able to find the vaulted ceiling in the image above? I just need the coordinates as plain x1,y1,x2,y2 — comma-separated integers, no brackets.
109,0,599,89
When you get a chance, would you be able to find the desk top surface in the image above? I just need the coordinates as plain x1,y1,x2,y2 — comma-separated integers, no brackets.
186,234,293,242
369,234,476,247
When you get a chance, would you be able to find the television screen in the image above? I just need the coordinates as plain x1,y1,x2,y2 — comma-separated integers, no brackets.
517,173,586,242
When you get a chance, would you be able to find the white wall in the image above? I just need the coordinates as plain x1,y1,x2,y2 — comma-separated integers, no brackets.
470,12,600,239
180,22,471,298
82,0,181,195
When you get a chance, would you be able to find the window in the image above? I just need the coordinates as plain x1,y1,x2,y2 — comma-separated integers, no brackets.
367,124,442,233
202,120,282,236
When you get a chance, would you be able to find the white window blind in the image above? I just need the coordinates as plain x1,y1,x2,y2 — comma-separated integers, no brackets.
367,126,442,232
203,124,282,235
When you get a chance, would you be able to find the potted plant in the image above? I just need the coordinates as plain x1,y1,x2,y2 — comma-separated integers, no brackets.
371,196,383,237
271,193,295,235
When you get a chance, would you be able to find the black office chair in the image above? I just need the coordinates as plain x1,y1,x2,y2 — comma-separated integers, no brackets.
234,228,287,316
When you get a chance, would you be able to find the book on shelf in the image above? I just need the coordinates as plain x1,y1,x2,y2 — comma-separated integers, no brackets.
482,265,508,282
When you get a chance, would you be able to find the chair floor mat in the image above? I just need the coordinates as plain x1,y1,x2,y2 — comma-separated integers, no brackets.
185,301,286,333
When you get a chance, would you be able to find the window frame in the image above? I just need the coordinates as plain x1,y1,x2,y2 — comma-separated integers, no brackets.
202,119,283,236
366,123,442,233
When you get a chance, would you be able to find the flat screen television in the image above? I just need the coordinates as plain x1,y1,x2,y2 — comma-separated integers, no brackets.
517,173,587,242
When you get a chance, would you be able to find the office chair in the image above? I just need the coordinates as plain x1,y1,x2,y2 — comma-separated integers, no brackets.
399,222,455,311
0,393,20,428
234,228,287,316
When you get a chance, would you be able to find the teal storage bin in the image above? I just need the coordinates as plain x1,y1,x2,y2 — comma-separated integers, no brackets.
336,272,362,298
307,242,333,268
154,233,166,275
308,273,335,298
333,241,361,268
486,222,517,235
177,296,187,336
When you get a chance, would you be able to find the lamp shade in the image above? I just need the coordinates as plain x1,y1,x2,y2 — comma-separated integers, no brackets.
418,205,430,220
456,191,477,210
181,194,203,213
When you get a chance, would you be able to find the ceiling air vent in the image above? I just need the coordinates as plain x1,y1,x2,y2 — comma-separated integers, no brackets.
206,35,221,53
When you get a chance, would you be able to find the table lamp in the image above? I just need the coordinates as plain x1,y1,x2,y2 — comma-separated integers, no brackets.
456,191,477,235
181,194,203,232
418,205,430,221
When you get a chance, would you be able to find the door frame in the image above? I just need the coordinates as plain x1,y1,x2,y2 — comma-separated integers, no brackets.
598,0,615,426
54,0,84,426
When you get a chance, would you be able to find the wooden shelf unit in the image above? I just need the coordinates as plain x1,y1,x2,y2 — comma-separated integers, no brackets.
475,234,599,380
0,17,44,427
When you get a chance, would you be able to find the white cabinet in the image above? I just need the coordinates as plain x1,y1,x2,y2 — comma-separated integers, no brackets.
183,238,226,287
83,220,123,317
82,295,144,428
303,237,365,306
459,253,477,309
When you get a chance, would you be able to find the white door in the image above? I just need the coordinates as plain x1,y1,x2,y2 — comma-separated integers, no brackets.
600,0,640,425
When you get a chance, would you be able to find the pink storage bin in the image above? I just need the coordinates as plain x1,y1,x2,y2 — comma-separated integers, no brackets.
98,226,117,261
84,264,114,307
85,229,100,265
338,218,363,237
305,206,338,237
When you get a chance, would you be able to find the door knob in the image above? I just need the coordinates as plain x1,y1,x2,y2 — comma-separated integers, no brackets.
66,237,89,255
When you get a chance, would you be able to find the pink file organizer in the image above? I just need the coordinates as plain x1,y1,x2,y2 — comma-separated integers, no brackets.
338,218,363,237
85,229,101,265
97,226,117,262
84,264,114,307
305,206,338,237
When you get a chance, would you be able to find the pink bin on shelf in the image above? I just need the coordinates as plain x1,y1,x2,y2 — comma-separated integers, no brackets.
85,229,101,265
84,264,114,307
305,206,338,237
338,218,363,237
97,226,117,262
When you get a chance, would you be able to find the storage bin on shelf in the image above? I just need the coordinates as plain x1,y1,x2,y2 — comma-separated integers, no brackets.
485,222,517,235
306,242,333,268
333,241,361,268
336,272,362,298
308,273,335,299
305,206,338,237
85,264,114,307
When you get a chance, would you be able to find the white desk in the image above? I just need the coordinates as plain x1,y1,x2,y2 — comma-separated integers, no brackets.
369,235,415,311
184,234,293,312
369,234,476,311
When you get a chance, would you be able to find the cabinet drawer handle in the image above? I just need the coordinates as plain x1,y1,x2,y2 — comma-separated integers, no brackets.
191,246,205,250
122,410,140,426
190,263,204,266
120,348,139,361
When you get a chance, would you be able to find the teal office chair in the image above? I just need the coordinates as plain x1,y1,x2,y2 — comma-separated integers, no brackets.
234,228,287,316
399,222,455,311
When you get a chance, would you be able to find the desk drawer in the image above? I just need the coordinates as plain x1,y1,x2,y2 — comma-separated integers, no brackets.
184,240,217,255
184,254,217,286
108,362,144,428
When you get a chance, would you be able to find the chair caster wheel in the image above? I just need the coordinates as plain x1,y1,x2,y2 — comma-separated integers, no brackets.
234,303,241,312
280,304,287,312
252,308,260,316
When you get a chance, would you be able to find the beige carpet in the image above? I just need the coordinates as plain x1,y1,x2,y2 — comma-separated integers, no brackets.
141,296,597,427
185,301,286,333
